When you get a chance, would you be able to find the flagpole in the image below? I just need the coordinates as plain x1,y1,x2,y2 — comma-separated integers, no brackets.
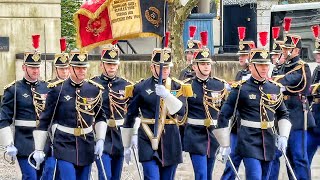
154,0,167,139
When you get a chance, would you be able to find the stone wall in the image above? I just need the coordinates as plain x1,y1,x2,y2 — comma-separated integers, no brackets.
0,0,61,94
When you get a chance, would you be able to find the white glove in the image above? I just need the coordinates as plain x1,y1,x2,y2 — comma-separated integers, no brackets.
94,139,104,158
33,150,45,166
276,136,288,151
6,144,17,158
155,84,170,98
131,135,138,148
124,147,131,164
218,146,231,163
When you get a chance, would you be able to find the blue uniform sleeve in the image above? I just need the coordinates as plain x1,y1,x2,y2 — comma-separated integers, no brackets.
123,84,141,128
279,67,303,87
38,87,59,131
0,88,14,128
217,87,240,128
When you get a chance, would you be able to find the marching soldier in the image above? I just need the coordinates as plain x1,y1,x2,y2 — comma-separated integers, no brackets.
267,28,287,180
48,38,70,83
179,25,201,80
307,25,320,165
213,33,291,179
183,31,228,180
274,18,315,180
32,51,108,180
121,35,192,180
221,31,254,180
41,38,70,180
91,42,132,180
0,35,48,179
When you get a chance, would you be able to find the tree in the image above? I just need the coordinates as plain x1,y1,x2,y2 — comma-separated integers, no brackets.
61,0,82,51
168,0,199,66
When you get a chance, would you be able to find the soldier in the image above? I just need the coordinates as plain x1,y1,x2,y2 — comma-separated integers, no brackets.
91,42,133,180
179,25,201,80
41,38,70,180
274,18,315,179
121,35,191,180
213,33,291,179
0,35,48,179
270,40,285,77
32,51,108,180
307,25,320,166
49,38,70,83
183,31,228,180
221,33,254,180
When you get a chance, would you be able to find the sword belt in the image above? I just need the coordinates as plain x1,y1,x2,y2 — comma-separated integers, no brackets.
15,120,38,127
241,119,274,129
187,118,217,127
56,124,93,136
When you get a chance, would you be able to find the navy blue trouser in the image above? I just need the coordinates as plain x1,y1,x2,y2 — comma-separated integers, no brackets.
57,160,91,180
190,154,215,180
268,150,282,180
18,157,43,180
286,130,310,180
95,153,124,180
141,160,177,180
221,133,242,180
307,129,320,165
243,158,272,180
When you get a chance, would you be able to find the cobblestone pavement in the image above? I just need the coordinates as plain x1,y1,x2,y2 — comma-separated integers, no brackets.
1,150,319,179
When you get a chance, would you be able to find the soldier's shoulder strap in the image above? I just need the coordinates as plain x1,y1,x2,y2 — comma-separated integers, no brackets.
311,83,320,95
212,76,228,84
47,79,64,88
124,78,144,98
171,77,184,85
269,80,284,88
87,79,104,90
120,77,134,85
231,80,246,88
4,80,17,90
90,75,100,80
298,59,306,65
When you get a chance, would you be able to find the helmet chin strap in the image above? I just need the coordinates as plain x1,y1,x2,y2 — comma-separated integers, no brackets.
102,62,112,78
55,67,62,80
71,66,80,81
196,62,207,77
253,63,263,79
153,64,160,78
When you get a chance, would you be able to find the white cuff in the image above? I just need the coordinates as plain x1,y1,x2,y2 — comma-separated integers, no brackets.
33,130,48,151
121,128,133,148
163,93,183,115
0,126,13,146
95,121,108,141
278,119,292,138
212,127,230,147
133,117,141,135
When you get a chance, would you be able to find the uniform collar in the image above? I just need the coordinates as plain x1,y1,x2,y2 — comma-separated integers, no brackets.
249,76,266,85
69,77,84,87
196,76,209,83
23,77,38,86
101,74,117,81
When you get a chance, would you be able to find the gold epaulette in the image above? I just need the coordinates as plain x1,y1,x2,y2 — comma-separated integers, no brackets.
47,79,64,88
172,77,184,85
311,83,320,95
122,77,134,85
269,80,284,88
125,84,134,98
87,79,104,90
4,80,16,90
231,80,246,88
272,75,285,82
298,60,306,65
212,76,228,84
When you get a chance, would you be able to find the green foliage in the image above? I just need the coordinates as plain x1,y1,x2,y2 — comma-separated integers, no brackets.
61,0,82,51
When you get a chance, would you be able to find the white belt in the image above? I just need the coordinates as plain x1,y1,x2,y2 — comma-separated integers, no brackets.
107,119,124,127
56,125,93,136
241,119,274,129
15,120,38,127
187,118,217,127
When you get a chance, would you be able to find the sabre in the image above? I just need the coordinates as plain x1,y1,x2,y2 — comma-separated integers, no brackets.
227,156,241,180
0,145,15,165
27,151,40,170
132,146,142,180
281,149,297,180
98,156,108,180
